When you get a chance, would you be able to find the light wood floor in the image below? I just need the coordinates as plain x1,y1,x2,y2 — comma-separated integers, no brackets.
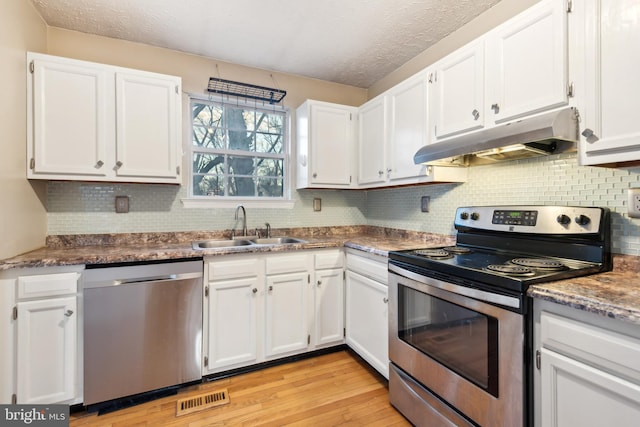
70,350,410,426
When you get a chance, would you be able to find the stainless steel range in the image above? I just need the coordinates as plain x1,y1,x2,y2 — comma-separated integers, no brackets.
388,205,611,427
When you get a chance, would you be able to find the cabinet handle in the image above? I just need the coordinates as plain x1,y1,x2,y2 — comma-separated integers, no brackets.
64,310,74,317
252,288,258,293
95,160,104,169
491,103,500,114
383,298,389,304
115,161,123,169
268,285,273,291
317,280,322,286
472,109,480,120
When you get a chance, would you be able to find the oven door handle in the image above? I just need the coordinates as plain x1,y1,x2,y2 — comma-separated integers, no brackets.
389,263,521,309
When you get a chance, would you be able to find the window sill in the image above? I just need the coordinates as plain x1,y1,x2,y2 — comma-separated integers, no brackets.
181,198,295,209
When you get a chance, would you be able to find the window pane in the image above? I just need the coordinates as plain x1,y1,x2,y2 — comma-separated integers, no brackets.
228,156,255,175
256,133,282,153
228,130,254,151
192,104,223,148
228,176,255,197
193,153,225,175
256,112,283,134
256,158,283,177
193,175,224,196
257,178,284,197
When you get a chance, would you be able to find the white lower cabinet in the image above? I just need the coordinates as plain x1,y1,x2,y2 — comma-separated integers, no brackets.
0,267,83,405
535,300,640,427
345,250,389,378
203,249,345,375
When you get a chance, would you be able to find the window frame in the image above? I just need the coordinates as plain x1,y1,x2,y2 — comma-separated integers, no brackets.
182,94,292,208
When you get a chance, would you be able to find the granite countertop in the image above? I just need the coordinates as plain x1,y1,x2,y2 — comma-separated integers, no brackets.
3,226,639,326
528,255,640,325
0,226,454,271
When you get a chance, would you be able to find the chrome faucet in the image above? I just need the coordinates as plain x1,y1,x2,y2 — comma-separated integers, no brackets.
234,205,247,236
265,222,271,238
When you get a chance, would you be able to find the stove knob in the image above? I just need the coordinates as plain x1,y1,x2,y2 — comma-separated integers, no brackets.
460,212,469,220
575,214,590,226
470,212,479,221
556,214,571,225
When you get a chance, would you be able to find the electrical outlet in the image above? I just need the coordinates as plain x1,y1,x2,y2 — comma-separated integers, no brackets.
115,196,129,213
421,196,430,212
628,188,640,218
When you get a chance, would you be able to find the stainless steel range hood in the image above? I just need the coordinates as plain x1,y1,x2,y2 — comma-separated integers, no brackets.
414,107,579,166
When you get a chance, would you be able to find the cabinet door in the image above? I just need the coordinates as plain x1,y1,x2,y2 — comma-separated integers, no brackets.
486,0,568,124
358,97,387,185
115,72,181,181
579,0,640,165
16,296,77,404
432,41,485,139
540,348,640,427
313,268,344,347
29,57,110,178
388,72,429,181
206,277,260,371
308,103,355,186
345,270,388,378
265,272,309,358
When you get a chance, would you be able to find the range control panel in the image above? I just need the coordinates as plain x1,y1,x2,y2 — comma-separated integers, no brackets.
455,206,606,234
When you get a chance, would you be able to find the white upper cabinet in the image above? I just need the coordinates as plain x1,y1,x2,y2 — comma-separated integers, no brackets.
430,0,569,144
577,0,640,165
296,100,357,189
357,96,387,185
388,72,431,181
27,52,182,184
485,0,569,124
432,41,485,140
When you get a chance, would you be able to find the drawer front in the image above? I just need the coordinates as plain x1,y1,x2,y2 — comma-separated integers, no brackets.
18,272,79,299
541,311,640,381
346,253,387,284
314,250,344,270
208,258,260,281
266,254,310,275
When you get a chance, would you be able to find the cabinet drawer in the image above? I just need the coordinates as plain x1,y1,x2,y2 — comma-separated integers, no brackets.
208,258,260,281
266,254,309,275
346,253,387,284
18,272,79,299
314,251,344,270
541,311,640,381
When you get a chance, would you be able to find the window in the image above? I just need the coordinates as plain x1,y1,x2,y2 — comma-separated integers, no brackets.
189,96,288,201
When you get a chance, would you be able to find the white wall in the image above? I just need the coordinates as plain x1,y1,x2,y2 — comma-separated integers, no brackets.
0,0,48,259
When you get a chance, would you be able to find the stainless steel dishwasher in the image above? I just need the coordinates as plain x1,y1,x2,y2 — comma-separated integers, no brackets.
83,260,203,406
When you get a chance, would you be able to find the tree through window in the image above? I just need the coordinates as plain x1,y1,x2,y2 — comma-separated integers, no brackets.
190,97,287,199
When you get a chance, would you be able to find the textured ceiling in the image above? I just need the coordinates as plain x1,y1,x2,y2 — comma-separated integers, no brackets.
30,0,501,88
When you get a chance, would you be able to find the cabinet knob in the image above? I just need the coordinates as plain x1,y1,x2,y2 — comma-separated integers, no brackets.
317,280,321,286
383,297,388,304
378,170,384,176
312,172,317,178
472,109,480,120
115,161,123,169
268,285,273,291
64,310,74,317
581,128,600,143
491,103,500,114
95,160,104,169
252,288,258,293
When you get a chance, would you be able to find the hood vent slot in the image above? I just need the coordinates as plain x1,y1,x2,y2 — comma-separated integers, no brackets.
414,107,579,166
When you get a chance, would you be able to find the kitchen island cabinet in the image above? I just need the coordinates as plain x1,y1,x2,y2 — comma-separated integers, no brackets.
534,299,640,427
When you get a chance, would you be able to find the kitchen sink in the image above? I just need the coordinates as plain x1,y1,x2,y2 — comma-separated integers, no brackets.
192,239,254,249
249,237,307,245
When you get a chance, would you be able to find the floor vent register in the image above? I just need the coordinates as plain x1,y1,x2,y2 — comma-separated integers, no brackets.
176,388,230,416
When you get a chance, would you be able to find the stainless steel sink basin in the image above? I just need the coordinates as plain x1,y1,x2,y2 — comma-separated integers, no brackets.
249,237,307,245
192,239,254,249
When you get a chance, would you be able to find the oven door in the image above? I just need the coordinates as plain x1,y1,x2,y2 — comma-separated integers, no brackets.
389,265,525,427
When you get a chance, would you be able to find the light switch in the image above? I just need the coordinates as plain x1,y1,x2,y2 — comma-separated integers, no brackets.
115,196,129,213
313,198,322,212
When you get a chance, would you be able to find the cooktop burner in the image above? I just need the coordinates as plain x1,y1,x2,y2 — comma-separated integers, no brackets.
486,264,534,276
414,249,452,259
511,258,566,270
442,246,473,254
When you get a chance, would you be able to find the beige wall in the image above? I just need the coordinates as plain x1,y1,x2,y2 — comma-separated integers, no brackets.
368,0,540,97
0,0,48,259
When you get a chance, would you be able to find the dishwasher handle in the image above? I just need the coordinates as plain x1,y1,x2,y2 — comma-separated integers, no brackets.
84,270,203,289
115,274,177,286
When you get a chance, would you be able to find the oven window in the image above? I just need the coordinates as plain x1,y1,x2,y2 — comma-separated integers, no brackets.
398,285,499,397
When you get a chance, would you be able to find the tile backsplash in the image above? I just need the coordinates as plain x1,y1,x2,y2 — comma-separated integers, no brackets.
47,152,640,255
